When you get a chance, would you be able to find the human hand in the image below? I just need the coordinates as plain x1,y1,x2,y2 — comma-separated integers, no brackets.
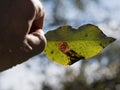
23,30,46,53
0,0,46,71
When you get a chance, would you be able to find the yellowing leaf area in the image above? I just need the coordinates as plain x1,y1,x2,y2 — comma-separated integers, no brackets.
44,24,116,65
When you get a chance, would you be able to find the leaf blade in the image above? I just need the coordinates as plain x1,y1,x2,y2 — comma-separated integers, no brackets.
44,24,116,65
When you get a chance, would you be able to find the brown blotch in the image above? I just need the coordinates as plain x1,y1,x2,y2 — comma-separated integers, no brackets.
50,51,54,54
99,43,105,48
58,42,85,65
66,50,85,65
58,42,70,54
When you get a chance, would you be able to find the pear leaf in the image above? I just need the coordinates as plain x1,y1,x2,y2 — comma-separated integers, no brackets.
44,24,116,65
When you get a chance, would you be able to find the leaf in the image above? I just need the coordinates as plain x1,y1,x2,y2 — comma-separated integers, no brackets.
44,24,116,65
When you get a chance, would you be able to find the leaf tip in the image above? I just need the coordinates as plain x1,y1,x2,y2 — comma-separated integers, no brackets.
109,37,116,43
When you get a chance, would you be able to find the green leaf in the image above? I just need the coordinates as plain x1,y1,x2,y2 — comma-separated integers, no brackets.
44,24,116,65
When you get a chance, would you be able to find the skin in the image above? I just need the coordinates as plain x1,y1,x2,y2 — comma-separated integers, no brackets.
0,0,47,71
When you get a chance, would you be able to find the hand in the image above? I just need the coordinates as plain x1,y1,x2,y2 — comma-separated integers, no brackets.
23,30,46,53
0,0,46,71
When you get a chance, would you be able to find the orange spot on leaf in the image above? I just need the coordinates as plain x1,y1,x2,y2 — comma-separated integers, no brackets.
58,42,69,54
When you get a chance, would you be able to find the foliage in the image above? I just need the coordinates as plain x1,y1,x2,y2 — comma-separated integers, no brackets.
44,24,115,65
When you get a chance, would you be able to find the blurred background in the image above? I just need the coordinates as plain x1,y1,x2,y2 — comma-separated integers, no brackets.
0,0,120,90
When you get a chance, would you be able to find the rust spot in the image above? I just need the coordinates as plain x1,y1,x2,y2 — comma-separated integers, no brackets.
58,42,85,65
58,42,70,54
